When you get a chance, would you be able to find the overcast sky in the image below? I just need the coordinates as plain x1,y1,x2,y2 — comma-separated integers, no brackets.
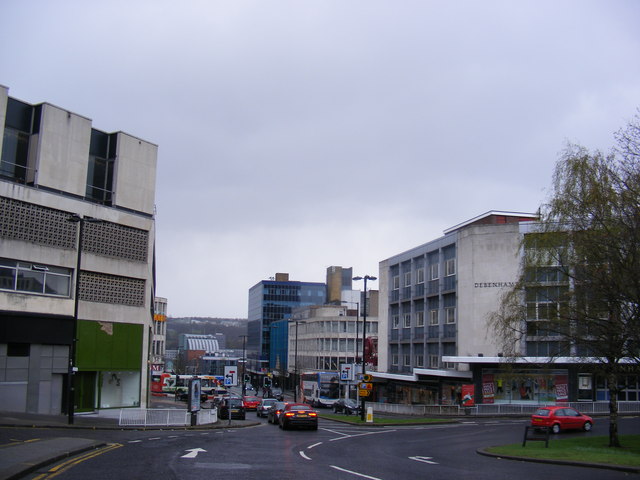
2,1,639,318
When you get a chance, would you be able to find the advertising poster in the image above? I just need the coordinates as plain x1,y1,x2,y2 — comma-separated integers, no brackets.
555,374,569,403
482,374,495,404
461,384,475,406
189,378,201,413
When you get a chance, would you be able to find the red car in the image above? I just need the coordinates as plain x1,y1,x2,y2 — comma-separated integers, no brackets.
242,395,261,411
530,406,593,434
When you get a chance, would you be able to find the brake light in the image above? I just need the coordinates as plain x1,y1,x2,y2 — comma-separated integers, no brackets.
285,412,295,417
309,412,317,417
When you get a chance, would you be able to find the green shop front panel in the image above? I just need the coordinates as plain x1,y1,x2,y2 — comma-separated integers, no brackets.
76,321,143,371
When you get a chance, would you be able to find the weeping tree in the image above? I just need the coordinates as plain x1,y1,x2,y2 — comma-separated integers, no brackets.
489,112,640,448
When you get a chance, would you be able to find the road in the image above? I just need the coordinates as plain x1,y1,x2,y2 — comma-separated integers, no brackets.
4,413,638,480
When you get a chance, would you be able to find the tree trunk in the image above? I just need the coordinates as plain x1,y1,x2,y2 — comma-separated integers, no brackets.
608,371,621,448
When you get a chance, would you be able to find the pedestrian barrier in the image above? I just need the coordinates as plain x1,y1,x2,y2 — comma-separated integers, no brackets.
119,408,218,427
367,401,640,417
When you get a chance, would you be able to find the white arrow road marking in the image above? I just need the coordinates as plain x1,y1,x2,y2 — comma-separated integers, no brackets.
409,456,438,465
182,448,207,458
299,451,312,460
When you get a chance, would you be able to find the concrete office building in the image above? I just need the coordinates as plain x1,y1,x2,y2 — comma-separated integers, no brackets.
377,211,537,405
151,297,167,375
0,86,157,414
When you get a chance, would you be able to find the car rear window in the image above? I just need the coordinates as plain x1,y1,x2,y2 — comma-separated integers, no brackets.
534,409,551,416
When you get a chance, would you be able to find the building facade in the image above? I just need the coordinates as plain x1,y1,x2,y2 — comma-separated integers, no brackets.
377,211,537,405
0,86,157,414
151,297,167,375
247,272,326,374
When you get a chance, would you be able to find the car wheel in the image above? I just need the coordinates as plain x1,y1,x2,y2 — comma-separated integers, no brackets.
552,423,561,434
583,421,592,432
279,421,284,429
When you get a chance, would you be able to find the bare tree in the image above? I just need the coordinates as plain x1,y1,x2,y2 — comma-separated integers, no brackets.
489,112,640,448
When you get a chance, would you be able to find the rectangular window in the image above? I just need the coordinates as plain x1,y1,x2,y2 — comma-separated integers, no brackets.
392,315,400,329
445,258,456,276
0,258,71,297
403,313,411,328
429,309,439,325
430,263,439,280
1,98,39,183
86,129,117,206
391,354,399,365
416,311,425,327
404,271,411,286
429,355,439,368
445,307,456,324
415,354,424,367
403,354,411,366
416,268,425,284
392,275,400,290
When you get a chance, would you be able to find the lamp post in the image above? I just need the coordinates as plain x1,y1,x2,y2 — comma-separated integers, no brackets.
66,214,103,425
288,319,306,402
240,335,247,396
353,275,377,421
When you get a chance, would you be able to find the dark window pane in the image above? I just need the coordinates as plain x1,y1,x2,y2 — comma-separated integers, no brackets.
0,266,16,289
17,270,45,293
7,343,30,357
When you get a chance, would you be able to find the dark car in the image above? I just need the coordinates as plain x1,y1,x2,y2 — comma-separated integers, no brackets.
332,398,361,415
257,398,278,418
267,401,288,424
175,387,208,403
279,403,318,430
530,406,593,434
218,397,246,420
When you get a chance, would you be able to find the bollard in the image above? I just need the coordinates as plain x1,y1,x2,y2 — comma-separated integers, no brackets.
366,406,374,423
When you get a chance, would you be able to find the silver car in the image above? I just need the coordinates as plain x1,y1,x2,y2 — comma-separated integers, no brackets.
256,398,278,418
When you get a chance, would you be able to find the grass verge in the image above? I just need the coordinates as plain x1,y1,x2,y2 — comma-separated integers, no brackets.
486,435,640,467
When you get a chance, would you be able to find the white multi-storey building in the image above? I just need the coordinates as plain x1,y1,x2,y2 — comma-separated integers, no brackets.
0,86,158,414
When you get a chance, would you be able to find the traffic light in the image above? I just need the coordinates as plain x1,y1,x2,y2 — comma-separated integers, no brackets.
264,377,271,388
244,374,250,383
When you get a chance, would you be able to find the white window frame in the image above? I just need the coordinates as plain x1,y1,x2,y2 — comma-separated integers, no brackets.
403,313,411,328
404,271,411,286
403,354,411,367
445,307,456,324
416,311,425,327
392,275,400,290
445,258,456,276
430,263,439,280
429,309,439,325
415,354,424,367
391,354,399,366
429,355,439,368
392,315,400,329
416,268,425,284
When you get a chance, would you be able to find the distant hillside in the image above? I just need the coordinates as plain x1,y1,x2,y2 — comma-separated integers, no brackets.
165,317,248,349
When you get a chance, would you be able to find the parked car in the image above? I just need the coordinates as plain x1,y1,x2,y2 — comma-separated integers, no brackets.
242,395,261,411
332,398,361,415
218,397,246,420
257,398,278,418
530,406,593,434
279,403,318,430
175,387,208,403
267,401,288,424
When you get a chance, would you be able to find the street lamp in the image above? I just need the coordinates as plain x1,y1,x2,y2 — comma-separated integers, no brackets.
240,335,248,396
66,214,104,425
353,275,377,421
288,319,306,402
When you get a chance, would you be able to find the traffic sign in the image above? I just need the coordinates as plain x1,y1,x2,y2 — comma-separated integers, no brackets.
359,389,370,397
358,382,373,390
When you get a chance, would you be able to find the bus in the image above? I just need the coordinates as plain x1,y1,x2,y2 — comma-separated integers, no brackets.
150,373,222,398
300,372,340,408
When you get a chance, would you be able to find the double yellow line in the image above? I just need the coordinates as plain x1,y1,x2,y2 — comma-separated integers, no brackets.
32,443,123,480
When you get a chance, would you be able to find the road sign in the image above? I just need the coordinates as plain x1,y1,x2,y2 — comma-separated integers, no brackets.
359,389,370,397
358,382,373,390
224,366,237,386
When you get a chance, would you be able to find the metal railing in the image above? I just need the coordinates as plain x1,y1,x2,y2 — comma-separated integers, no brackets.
118,408,218,427
367,401,640,417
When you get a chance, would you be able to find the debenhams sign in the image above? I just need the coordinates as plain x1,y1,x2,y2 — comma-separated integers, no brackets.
474,282,516,288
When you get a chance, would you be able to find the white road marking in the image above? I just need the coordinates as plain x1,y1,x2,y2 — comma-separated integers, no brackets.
128,440,142,443
308,442,323,449
329,429,397,442
330,465,383,480
181,448,207,458
299,451,312,460
409,455,438,465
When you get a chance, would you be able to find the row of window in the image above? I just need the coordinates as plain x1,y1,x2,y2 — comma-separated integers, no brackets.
390,354,456,369
391,307,456,328
392,258,456,289
1,98,117,206
0,258,71,297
